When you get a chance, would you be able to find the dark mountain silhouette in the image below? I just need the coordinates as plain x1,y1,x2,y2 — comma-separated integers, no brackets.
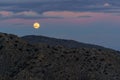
0,32,120,80
22,35,106,49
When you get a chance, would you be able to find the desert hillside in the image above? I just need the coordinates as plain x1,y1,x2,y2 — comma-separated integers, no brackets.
0,33,120,80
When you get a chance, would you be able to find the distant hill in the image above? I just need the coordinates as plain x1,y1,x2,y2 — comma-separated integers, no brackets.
22,35,105,49
0,32,120,80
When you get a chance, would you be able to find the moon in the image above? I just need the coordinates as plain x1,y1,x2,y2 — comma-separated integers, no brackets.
33,22,40,29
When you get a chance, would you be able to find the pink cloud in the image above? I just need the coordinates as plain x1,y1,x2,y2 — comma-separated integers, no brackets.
16,11,39,16
43,11,95,18
0,10,40,17
0,11,13,17
42,11,120,24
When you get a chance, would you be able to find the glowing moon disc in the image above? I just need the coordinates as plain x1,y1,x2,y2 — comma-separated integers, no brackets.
33,22,40,29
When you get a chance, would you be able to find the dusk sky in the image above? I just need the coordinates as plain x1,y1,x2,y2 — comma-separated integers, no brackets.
0,0,120,50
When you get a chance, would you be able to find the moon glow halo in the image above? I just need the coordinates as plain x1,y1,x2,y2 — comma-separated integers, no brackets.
33,22,40,29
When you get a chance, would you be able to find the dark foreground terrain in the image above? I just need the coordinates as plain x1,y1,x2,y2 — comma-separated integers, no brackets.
0,32,120,80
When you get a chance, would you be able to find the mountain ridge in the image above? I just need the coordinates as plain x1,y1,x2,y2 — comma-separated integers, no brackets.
22,35,107,49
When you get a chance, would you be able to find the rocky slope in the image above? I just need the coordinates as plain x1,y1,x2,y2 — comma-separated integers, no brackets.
0,32,120,80
0,33,40,80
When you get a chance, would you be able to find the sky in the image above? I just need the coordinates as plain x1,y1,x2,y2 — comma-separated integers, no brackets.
0,0,120,50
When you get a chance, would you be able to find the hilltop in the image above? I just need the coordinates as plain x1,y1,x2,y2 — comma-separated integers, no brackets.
22,35,105,49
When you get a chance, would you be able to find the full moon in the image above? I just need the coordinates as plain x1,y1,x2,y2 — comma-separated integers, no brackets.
33,22,40,29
